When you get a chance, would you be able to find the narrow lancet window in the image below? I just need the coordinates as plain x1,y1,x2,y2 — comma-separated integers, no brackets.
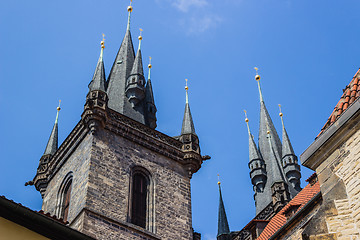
131,172,148,228
62,180,72,221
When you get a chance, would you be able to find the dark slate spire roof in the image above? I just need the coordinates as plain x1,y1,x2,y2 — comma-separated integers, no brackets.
280,115,295,157
106,29,135,112
245,117,262,161
44,106,60,155
217,183,230,238
130,48,144,77
181,87,196,135
88,42,106,92
145,79,155,104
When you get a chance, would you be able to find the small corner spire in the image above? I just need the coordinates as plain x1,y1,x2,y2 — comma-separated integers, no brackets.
217,174,230,240
138,28,143,50
181,78,196,135
127,0,133,31
254,67,264,103
148,56,152,80
89,34,106,92
44,101,61,155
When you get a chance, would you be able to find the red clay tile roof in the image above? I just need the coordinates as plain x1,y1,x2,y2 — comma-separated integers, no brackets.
257,179,320,240
317,68,360,137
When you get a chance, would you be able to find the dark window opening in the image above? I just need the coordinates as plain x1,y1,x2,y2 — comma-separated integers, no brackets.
131,173,148,228
62,180,72,222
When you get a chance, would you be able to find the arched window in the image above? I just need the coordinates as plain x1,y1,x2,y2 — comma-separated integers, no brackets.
131,172,148,228
57,172,73,222
129,167,155,232
62,179,72,221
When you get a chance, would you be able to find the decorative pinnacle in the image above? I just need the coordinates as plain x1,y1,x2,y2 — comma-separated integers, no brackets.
279,104,285,127
244,110,251,135
138,28,143,50
127,0,133,12
148,56,152,80
185,79,189,104
126,0,133,31
217,174,221,185
101,33,105,49
55,100,61,124
254,67,264,102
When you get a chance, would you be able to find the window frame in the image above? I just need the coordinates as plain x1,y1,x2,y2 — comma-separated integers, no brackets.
128,166,155,233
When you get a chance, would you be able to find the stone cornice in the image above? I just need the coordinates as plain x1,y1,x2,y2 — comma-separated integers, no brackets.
106,109,185,162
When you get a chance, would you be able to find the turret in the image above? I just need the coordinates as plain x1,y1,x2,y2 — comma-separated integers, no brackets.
125,29,145,107
179,79,202,178
145,57,157,129
30,101,61,197
245,110,267,194
279,105,301,192
217,178,230,240
83,35,108,134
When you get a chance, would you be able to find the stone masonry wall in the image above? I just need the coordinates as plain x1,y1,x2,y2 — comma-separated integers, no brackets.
82,127,193,240
305,129,360,239
42,133,92,225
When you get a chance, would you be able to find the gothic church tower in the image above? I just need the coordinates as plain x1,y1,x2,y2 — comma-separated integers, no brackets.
247,70,301,215
29,3,207,240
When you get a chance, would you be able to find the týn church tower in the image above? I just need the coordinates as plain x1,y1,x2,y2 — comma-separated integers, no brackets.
27,3,208,240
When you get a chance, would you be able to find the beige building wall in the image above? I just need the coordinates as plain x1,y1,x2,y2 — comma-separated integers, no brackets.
0,217,49,240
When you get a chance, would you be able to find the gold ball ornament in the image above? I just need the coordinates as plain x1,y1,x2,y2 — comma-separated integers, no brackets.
185,86,189,90
267,130,270,134
138,36,142,40
245,118,249,123
127,5,133,12
57,107,61,111
255,74,261,81
279,112,283,117
217,181,221,185
148,64,152,69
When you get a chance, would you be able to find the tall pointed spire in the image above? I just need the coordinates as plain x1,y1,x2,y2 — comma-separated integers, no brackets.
181,79,196,135
217,177,230,240
126,28,145,107
245,110,261,161
106,1,136,115
279,104,302,192
145,57,157,129
89,34,106,92
245,110,267,194
278,104,295,157
44,101,61,155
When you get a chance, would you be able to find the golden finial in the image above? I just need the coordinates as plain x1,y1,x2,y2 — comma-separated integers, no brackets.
244,110,249,123
101,33,105,49
185,79,189,104
148,56,152,69
278,104,283,117
138,28,143,40
57,100,61,111
127,0,133,12
217,174,221,185
254,67,260,81
55,100,61,124
185,78,189,91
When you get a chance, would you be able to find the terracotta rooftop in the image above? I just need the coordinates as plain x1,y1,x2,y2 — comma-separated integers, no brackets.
257,177,320,240
318,68,360,137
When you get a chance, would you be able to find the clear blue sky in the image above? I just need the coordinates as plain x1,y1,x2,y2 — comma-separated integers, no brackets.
1,1,360,239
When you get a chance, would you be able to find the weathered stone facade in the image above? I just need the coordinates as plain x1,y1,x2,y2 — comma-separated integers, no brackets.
301,99,360,239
